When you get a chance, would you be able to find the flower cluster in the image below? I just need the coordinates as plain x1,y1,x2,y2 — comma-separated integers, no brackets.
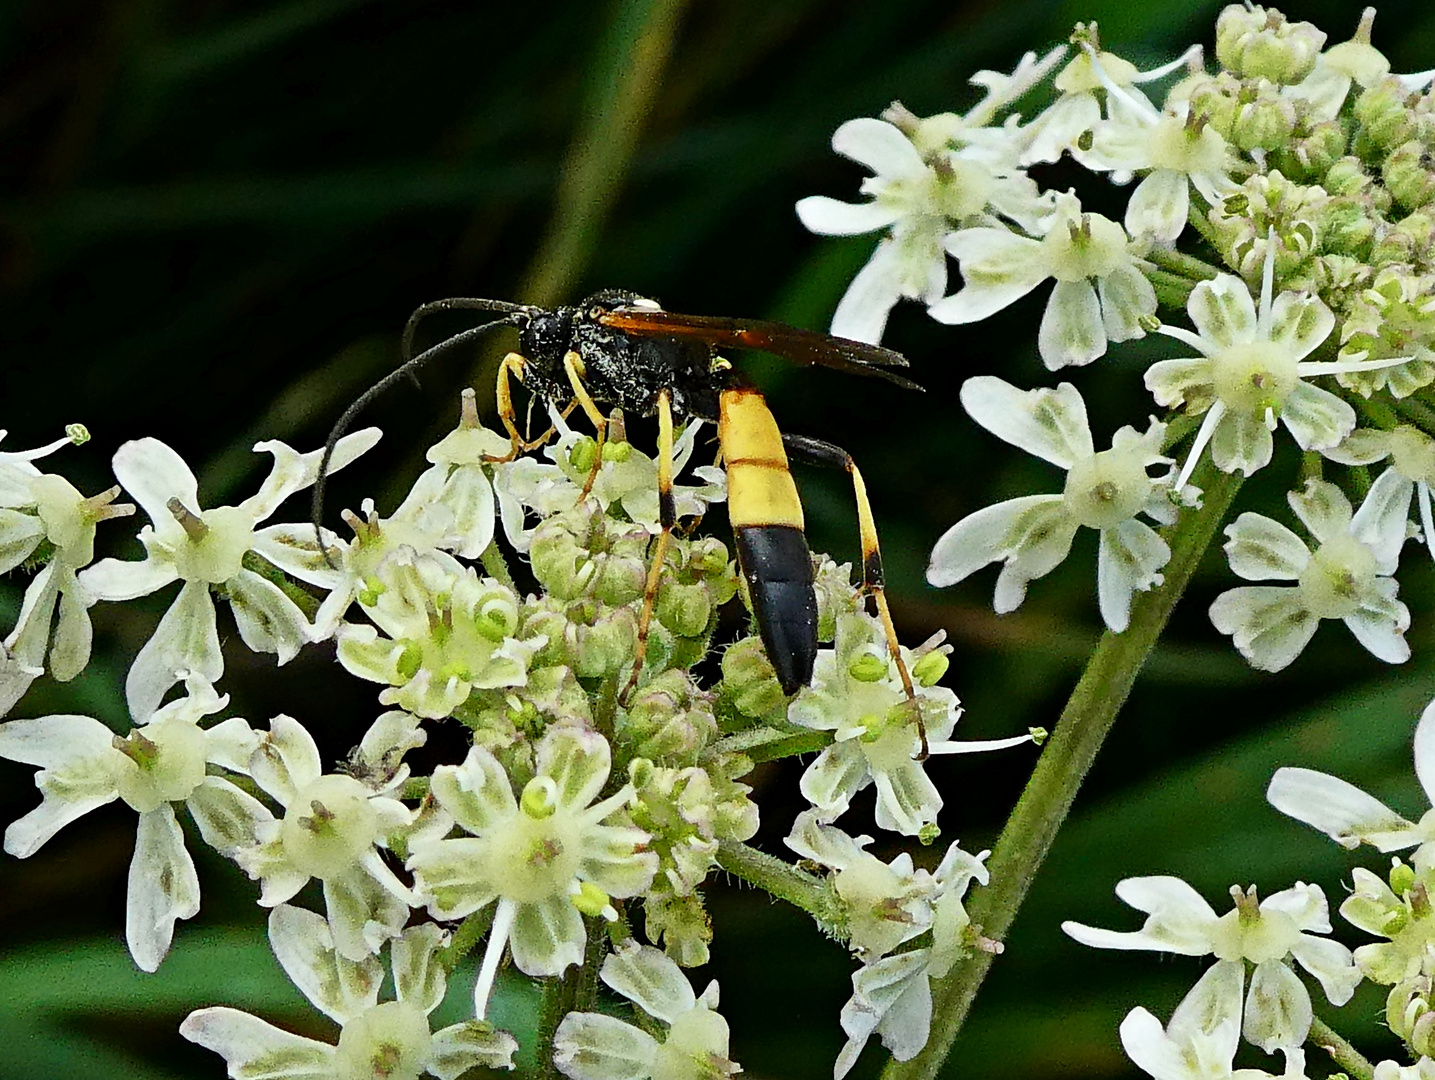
804,5,1435,671
0,382,1032,1079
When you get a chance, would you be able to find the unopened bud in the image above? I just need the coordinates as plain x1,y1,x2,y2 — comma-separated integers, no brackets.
1353,77,1416,151
720,635,788,718
1215,5,1325,84
1391,859,1418,896
65,423,90,445
1231,94,1296,152
600,440,632,463
567,436,598,475
1383,141,1435,212
657,582,712,638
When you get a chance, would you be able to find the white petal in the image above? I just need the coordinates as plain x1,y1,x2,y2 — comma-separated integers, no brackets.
829,240,905,344
928,230,1048,324
1063,875,1218,955
872,756,942,837
430,744,517,835
112,438,200,531
927,495,1071,600
250,714,324,805
1343,589,1411,664
1281,382,1356,453
226,568,309,663
1119,1007,1191,1080
240,428,382,523
1209,409,1274,477
1223,512,1310,581
267,903,382,1024
1188,275,1258,348
796,195,903,236
1287,479,1353,543
1039,279,1106,369
1144,358,1214,409
1289,934,1359,1005
1267,767,1418,851
392,922,448,1013
0,714,121,857
187,776,274,855
1168,959,1245,1049
510,894,585,977
1268,291,1336,362
1099,262,1157,343
959,377,1093,467
439,467,497,559
831,117,925,180
1097,520,1170,632
126,581,223,720
553,1013,658,1080
538,725,611,811
1415,698,1435,810
1209,586,1319,672
49,578,94,682
429,1021,519,1078
127,805,201,972
323,864,411,961
798,741,871,820
1321,428,1393,467
599,941,695,1024
1125,169,1190,243
180,1006,336,1078
0,509,44,575
1243,960,1312,1053
1350,469,1414,574
79,554,180,601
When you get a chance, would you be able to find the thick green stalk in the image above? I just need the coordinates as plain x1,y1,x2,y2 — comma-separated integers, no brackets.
1142,247,1221,282
882,465,1244,1080
1309,1017,1374,1080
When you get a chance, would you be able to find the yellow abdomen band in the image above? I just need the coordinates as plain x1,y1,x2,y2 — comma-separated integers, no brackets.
719,387,804,530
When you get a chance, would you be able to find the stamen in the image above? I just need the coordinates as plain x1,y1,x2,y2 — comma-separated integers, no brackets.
473,898,518,1021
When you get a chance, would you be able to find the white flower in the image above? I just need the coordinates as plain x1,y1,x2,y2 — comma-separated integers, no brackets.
1268,694,1435,862
335,549,545,719
0,675,262,971
0,425,133,697
928,193,1157,369
408,726,657,1017
233,712,421,961
1323,425,1435,561
1210,477,1410,672
181,906,517,1080
1146,241,1402,487
1374,1061,1435,1080
928,377,1179,631
796,48,1064,343
553,941,738,1080
833,840,991,1079
1284,10,1435,120
1079,50,1239,243
493,412,724,554
788,610,1033,837
1064,876,1360,1054
1022,42,1202,167
1119,962,1303,1080
78,431,380,718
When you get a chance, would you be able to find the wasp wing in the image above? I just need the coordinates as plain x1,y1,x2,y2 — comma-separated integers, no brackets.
596,309,922,391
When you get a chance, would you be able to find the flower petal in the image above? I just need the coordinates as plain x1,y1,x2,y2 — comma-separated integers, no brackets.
1209,408,1274,477
226,568,309,664
1287,479,1353,543
323,864,411,961
1223,512,1310,581
928,231,1048,324
959,377,1094,467
392,922,449,1014
240,428,382,523
831,118,925,180
1343,584,1411,664
927,495,1072,604
80,552,180,602
1098,262,1157,343
829,239,906,344
580,824,657,899
1039,279,1106,369
430,745,517,835
250,714,324,806
1188,274,1258,348
1289,933,1360,1005
798,741,871,820
126,805,201,972
1243,959,1312,1053
179,1006,336,1079
510,894,585,977
1350,468,1413,574
600,941,695,1024
0,714,121,857
126,581,223,720
409,837,501,919
1281,382,1356,453
1268,291,1336,362
538,725,611,811
430,1021,519,1078
186,776,273,855
553,1013,658,1080
1125,169,1190,243
112,439,199,533
1209,586,1319,672
872,756,942,837
796,195,903,236
1097,519,1170,632
1267,767,1418,851
267,903,382,1024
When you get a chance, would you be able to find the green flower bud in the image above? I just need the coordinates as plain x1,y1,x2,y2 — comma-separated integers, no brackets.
1215,5,1325,84
600,439,632,463
618,669,718,760
395,641,424,681
1383,141,1435,212
912,649,950,687
592,551,647,607
848,653,889,683
1354,78,1416,153
644,892,713,967
1186,73,1240,141
567,436,598,475
657,581,712,639
570,606,639,679
719,635,788,719
1393,859,1419,897
529,525,594,601
686,536,731,580
1388,977,1435,1052
1231,93,1296,152
1316,197,1375,258
569,881,613,917
1272,120,1346,181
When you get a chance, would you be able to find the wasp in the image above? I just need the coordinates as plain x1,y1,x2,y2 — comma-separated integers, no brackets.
315,290,927,749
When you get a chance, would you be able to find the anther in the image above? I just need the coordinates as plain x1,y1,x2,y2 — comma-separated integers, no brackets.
460,387,480,429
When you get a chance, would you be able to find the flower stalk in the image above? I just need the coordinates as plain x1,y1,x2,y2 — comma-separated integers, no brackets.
1310,1017,1374,1080
883,463,1244,1080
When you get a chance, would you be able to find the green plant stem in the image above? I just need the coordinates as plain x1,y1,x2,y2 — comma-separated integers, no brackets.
881,464,1245,1080
716,838,845,934
710,726,829,762
1309,1017,1374,1080
1143,247,1221,282
480,540,518,593
1393,393,1435,437
1148,267,1196,309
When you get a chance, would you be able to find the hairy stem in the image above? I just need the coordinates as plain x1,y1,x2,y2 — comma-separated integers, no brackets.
1309,1017,1374,1080
1147,267,1196,309
716,838,845,934
881,465,1244,1080
1143,246,1221,282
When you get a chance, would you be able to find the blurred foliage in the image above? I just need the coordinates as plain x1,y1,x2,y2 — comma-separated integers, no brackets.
4,0,1435,1078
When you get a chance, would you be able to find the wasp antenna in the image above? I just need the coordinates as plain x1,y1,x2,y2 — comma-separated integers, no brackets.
312,313,520,569
400,298,529,369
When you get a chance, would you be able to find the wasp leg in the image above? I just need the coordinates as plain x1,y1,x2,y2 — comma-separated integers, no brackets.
621,388,675,704
782,433,927,759
562,350,609,496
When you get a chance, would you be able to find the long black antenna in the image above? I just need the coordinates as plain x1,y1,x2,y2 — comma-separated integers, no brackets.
312,307,525,566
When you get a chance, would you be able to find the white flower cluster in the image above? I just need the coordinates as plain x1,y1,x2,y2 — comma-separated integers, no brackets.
1069,692,1435,1080
803,5,1435,672
0,385,1033,1079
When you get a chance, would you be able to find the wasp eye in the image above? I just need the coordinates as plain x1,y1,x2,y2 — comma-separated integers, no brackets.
588,305,606,319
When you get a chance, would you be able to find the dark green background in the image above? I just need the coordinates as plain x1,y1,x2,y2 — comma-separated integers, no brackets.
3,1,1435,1077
